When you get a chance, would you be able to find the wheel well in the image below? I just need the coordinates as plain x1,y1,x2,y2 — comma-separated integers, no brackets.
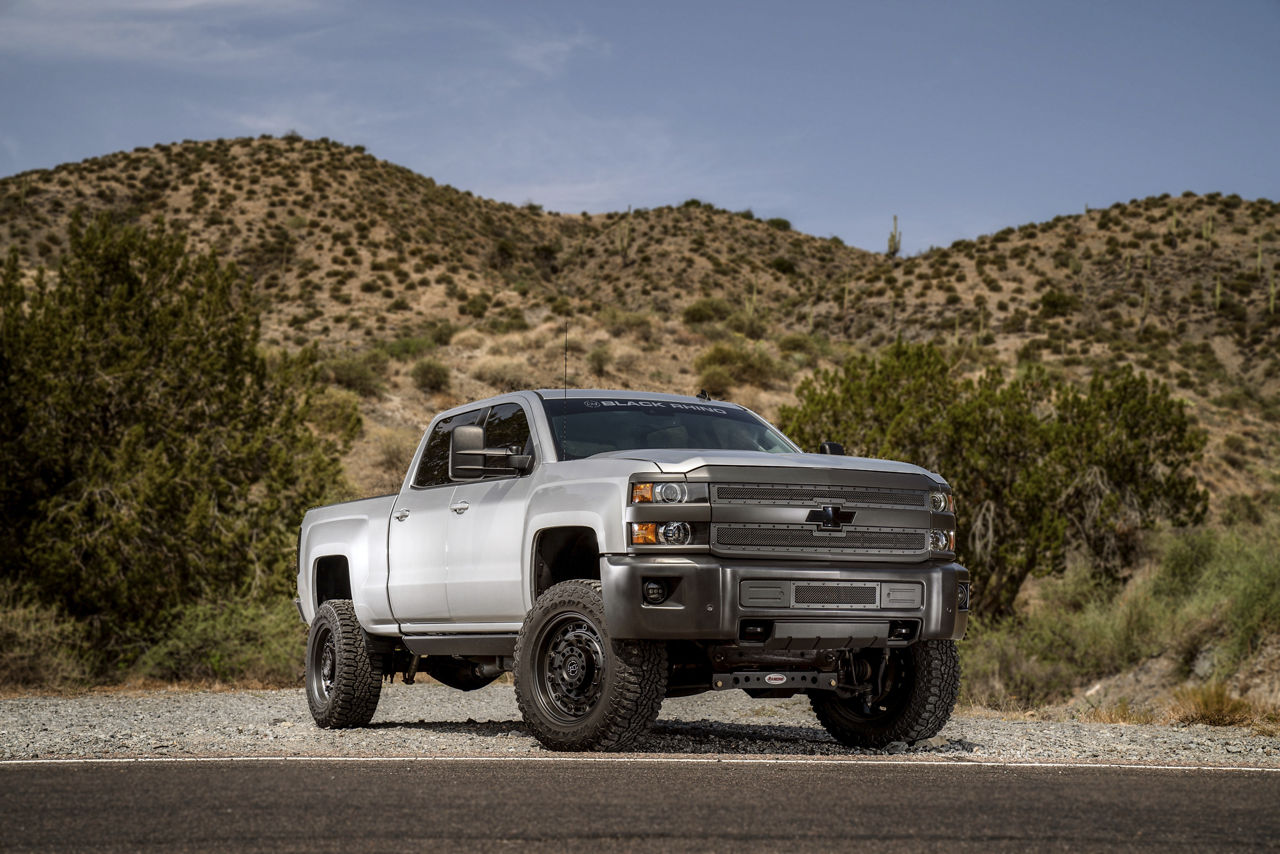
533,527,600,598
315,555,352,608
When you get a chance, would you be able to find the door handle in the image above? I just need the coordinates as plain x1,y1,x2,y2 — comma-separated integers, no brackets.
394,508,410,522
450,500,470,515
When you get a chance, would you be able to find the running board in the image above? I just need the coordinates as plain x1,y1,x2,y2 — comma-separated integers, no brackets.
401,634,518,657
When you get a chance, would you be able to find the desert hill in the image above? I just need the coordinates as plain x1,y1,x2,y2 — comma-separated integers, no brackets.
1,136,1276,501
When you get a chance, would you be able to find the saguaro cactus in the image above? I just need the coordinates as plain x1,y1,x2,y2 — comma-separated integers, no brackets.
887,215,902,259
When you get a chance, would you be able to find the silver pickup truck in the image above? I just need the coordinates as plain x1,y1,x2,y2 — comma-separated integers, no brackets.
296,389,968,751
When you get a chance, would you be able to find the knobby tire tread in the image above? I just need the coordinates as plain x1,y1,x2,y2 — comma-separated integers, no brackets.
307,599,382,729
515,579,667,752
810,639,960,749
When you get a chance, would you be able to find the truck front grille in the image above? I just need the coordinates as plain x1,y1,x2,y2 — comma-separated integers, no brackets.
713,523,926,554
712,483,926,509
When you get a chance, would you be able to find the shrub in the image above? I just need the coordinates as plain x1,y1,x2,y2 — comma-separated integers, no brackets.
780,341,1207,616
0,578,90,688
485,306,530,334
306,386,363,444
682,297,733,325
323,350,388,397
472,357,526,392
0,215,345,676
694,341,789,389
587,343,611,377
697,365,735,397
411,357,451,393
132,598,305,685
766,217,791,231
769,256,797,275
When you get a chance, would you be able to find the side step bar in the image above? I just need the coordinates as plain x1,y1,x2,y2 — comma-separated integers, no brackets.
401,633,518,657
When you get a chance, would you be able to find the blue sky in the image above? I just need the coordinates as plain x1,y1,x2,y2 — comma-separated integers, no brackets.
1,0,1276,254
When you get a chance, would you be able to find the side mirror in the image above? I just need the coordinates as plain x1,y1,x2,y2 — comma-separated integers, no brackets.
818,441,845,456
450,425,486,480
450,425,535,480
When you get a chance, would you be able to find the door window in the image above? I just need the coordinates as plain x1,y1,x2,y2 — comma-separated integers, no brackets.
412,408,484,488
484,403,533,458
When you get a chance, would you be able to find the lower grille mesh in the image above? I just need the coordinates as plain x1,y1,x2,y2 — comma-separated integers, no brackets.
794,585,877,605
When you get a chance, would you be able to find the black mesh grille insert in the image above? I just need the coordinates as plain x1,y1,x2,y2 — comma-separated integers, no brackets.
794,585,877,605
713,525,925,552
712,484,926,507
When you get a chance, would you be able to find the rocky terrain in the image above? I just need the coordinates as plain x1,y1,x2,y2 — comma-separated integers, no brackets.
3,684,1277,768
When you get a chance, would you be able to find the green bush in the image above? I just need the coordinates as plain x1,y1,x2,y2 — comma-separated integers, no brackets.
766,217,792,231
0,214,345,677
411,357,451,393
132,598,305,685
682,297,733,325
780,341,1207,616
961,509,1280,708
697,365,735,397
0,578,90,688
694,341,789,389
587,343,611,377
769,256,797,275
484,306,529,334
323,350,388,397
306,386,363,444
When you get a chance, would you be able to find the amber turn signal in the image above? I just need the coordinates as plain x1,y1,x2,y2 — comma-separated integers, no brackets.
630,523,658,545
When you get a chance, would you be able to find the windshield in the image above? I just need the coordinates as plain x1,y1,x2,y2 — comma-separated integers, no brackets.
541,396,799,461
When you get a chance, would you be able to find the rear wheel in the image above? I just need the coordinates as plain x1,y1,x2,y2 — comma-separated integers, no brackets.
515,579,666,751
306,599,382,728
810,639,959,748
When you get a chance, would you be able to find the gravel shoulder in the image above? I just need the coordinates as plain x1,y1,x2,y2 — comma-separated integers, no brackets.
3,682,1279,766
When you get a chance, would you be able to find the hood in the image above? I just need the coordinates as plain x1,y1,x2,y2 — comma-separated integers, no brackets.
586,448,942,481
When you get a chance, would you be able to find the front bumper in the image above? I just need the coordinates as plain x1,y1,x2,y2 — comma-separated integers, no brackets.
600,554,968,646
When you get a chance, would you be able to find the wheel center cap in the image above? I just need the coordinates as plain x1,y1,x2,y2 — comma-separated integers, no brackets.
564,651,583,682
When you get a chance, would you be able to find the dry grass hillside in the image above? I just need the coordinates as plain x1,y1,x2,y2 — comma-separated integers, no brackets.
2,136,1277,502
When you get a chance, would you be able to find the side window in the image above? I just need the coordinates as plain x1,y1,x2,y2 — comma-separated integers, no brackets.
484,403,533,459
412,408,485,488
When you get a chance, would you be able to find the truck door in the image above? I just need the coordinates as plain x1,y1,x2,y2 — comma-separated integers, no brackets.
445,402,537,624
386,408,484,630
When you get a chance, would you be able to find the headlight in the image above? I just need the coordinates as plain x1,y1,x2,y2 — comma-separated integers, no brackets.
630,522,693,545
929,491,955,513
631,481,703,503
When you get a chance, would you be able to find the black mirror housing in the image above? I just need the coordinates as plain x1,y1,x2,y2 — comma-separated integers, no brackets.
450,425,534,480
449,425,487,480
818,441,845,456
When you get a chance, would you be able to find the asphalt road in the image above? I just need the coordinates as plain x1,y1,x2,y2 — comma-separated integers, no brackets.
2,758,1278,852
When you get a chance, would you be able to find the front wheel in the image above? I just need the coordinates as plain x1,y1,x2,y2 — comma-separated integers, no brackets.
515,579,667,751
810,639,960,749
306,599,382,728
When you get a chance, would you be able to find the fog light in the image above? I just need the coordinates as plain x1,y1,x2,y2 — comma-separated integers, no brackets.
642,579,668,605
658,521,692,545
957,582,970,611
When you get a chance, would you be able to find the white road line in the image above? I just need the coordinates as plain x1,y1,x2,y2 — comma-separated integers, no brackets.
1,755,1278,773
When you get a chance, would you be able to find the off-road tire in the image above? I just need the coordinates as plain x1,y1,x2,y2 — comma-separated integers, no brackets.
515,579,667,751
810,639,960,749
423,657,499,692
306,599,382,728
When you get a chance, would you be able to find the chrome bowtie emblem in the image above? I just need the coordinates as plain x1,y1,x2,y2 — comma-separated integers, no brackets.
807,504,855,530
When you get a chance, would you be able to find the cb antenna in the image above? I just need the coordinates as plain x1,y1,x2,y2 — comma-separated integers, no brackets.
561,293,569,457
